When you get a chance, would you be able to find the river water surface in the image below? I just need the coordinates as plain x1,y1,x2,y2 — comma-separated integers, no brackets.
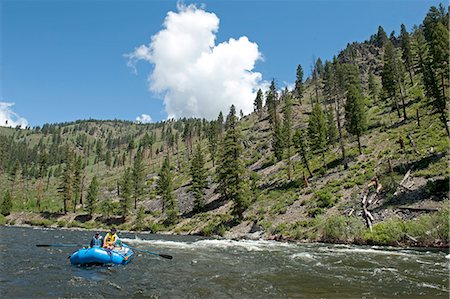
0,226,448,298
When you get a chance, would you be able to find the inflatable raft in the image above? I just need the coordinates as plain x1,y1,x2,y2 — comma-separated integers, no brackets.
69,245,134,266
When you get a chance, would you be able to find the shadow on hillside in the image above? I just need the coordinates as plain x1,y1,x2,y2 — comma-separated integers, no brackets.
394,152,445,174
180,195,228,218
94,216,125,226
40,211,65,220
74,214,92,223
387,119,407,130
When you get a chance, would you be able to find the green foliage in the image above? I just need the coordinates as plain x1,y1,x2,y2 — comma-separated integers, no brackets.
1,190,13,216
314,189,335,208
85,176,99,217
318,215,365,242
190,143,208,212
345,84,367,154
157,156,178,223
294,64,304,103
217,105,250,219
201,214,232,237
308,104,327,152
120,168,132,218
0,214,6,225
134,207,145,231
132,148,145,209
254,89,264,117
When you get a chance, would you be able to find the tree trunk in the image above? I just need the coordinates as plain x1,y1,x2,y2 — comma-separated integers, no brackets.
416,109,420,127
37,176,43,211
302,153,313,177
398,82,408,120
357,133,362,155
335,97,348,169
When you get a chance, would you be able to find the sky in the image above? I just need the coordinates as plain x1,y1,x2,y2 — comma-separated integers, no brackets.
1,0,443,127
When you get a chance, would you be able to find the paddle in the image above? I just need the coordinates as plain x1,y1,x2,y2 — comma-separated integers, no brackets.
123,243,173,260
36,244,86,247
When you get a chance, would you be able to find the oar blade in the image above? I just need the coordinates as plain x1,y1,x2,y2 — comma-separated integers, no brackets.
159,253,173,260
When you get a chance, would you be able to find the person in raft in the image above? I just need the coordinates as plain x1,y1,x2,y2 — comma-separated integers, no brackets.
103,227,121,250
90,232,103,247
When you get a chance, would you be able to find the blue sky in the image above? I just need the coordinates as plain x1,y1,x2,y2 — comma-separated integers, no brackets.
1,0,442,127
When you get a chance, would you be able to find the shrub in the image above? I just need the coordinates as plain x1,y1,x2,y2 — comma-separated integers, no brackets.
0,214,5,225
1,190,13,216
314,189,335,208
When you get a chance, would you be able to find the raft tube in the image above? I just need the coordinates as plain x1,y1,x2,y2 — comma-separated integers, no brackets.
69,245,134,266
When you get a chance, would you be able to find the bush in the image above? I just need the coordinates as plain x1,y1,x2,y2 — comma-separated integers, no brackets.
314,189,335,208
1,190,13,216
319,215,365,242
0,214,5,225
26,219,54,227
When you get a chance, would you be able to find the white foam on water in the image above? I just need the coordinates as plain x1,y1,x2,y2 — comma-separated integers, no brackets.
419,282,449,292
290,252,315,260
319,247,416,257
121,237,295,252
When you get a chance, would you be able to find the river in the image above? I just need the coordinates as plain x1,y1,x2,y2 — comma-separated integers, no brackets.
0,226,448,298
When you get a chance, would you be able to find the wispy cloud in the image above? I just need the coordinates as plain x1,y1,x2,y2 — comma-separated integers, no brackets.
135,113,152,124
0,102,28,128
126,4,264,119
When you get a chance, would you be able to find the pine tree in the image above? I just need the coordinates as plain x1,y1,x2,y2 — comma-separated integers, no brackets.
293,128,313,177
254,89,263,118
382,41,403,119
190,143,208,212
132,148,145,210
400,24,414,85
282,94,294,180
105,150,112,168
207,121,219,167
217,105,250,219
368,73,379,102
134,207,145,231
376,26,388,47
157,156,177,223
345,85,367,154
267,79,279,123
120,168,132,218
37,150,48,211
95,140,103,164
294,64,304,104
1,190,12,216
326,107,338,146
58,144,74,214
72,155,83,213
308,103,327,168
85,176,99,217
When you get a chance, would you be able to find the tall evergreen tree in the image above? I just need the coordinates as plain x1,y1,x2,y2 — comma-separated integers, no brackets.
376,26,388,47
157,156,177,223
37,150,48,211
266,79,278,126
326,107,338,146
58,144,74,214
345,85,367,154
368,73,379,102
308,103,328,168
294,64,304,104
132,148,145,210
400,24,414,85
85,176,99,217
217,105,250,219
282,94,294,180
254,89,264,118
190,143,208,212
120,168,132,218
207,121,219,167
293,128,313,177
382,41,404,119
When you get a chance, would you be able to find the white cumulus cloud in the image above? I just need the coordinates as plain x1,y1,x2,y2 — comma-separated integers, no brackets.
135,114,152,124
0,102,28,129
126,4,263,120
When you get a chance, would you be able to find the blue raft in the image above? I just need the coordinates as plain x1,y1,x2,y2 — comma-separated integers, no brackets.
69,245,134,266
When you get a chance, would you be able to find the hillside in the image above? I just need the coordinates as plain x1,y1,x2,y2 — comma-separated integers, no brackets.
0,5,448,248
